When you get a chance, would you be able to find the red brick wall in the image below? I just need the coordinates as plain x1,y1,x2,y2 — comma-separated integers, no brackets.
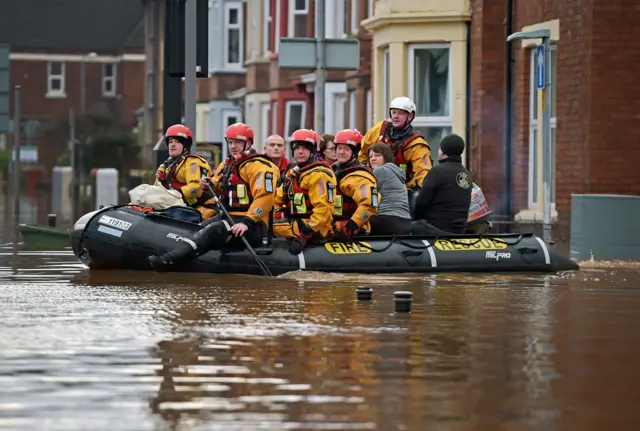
470,0,640,236
8,56,144,179
469,0,507,215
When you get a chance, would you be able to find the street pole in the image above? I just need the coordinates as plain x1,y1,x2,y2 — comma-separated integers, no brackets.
314,0,326,133
506,29,552,243
541,36,552,243
69,107,78,222
12,86,21,231
79,58,87,217
80,59,86,116
184,0,197,151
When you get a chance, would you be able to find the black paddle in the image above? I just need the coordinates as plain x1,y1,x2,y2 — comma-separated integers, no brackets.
204,180,273,277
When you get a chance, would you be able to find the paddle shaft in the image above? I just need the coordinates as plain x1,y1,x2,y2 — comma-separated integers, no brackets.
205,181,273,277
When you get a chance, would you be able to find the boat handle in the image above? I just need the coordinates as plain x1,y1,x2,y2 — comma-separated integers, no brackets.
401,250,423,257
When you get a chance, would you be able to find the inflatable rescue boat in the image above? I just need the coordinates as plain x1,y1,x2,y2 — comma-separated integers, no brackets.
70,206,579,276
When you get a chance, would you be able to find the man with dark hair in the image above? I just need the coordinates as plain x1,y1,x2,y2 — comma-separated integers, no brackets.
411,133,472,235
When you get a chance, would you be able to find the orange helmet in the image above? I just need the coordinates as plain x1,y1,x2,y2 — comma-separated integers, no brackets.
225,123,254,146
165,124,193,149
290,129,321,152
334,129,363,152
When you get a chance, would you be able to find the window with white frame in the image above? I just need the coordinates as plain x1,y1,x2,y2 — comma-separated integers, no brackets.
263,0,272,55
275,1,281,51
288,0,307,37
333,93,346,132
261,102,270,146
222,110,241,132
409,44,452,165
342,0,348,37
285,101,306,138
248,2,258,59
272,101,278,134
382,48,389,115
366,89,372,129
528,46,557,211
224,3,243,68
348,90,356,129
47,61,65,95
102,63,117,96
350,0,359,34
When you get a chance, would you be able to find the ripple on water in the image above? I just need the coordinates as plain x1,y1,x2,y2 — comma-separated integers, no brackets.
1,247,640,429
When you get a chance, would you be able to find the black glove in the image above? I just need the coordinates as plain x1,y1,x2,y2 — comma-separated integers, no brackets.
289,224,314,255
334,219,359,242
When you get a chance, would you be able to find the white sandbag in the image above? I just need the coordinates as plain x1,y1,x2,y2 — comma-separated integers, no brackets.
128,183,186,209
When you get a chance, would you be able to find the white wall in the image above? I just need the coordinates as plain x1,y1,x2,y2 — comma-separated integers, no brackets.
323,82,348,134
245,92,271,152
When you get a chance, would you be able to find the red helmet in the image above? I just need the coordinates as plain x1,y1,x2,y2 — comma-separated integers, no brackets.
165,124,193,149
290,129,321,152
334,129,363,152
225,123,254,146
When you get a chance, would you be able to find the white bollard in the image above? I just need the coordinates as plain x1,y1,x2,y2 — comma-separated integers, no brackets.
95,168,119,209
52,166,73,221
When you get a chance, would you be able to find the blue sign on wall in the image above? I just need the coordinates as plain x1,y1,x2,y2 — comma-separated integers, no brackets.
536,44,545,90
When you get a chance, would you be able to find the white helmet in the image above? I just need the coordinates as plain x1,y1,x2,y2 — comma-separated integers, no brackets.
389,96,416,116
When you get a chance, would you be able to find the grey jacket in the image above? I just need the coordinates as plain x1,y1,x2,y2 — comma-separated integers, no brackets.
373,163,411,220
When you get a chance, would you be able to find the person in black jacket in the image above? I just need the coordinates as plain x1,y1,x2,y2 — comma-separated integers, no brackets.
411,133,472,235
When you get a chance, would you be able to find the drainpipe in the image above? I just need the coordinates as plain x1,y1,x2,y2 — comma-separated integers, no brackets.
505,0,514,218
465,20,471,169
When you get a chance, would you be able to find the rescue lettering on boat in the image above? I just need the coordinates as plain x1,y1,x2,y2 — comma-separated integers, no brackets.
324,242,372,255
433,238,507,251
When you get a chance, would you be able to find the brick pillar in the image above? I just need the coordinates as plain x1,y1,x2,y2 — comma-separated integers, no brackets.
469,0,507,215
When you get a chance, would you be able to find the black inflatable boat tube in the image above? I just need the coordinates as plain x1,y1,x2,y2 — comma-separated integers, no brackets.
70,207,580,276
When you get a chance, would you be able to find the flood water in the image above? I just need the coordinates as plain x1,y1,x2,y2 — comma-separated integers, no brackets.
1,241,640,430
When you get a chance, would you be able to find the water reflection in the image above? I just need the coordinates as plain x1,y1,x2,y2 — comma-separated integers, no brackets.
1,250,640,429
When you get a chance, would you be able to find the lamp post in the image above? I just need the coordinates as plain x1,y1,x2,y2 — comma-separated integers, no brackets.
506,29,553,243
77,52,97,216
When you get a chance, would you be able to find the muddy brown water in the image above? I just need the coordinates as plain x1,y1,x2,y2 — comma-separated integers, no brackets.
1,245,640,431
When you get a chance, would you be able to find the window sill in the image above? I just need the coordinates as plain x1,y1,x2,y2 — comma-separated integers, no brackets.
515,209,558,223
213,66,246,74
245,56,270,65
46,92,67,99
102,93,117,98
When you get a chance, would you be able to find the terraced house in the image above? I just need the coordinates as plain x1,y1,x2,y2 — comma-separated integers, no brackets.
366,0,640,240
142,0,246,163
243,0,374,154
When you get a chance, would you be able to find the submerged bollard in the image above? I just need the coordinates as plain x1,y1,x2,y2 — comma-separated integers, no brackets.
394,291,413,313
47,214,57,227
356,287,373,301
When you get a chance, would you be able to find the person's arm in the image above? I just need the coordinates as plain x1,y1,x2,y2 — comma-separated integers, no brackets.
342,172,379,231
304,170,337,234
242,161,280,225
404,141,433,189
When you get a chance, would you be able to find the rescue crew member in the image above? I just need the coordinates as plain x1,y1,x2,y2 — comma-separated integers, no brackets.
331,129,379,242
264,134,290,184
148,123,280,270
411,133,472,235
358,96,433,209
154,124,214,219
273,128,337,255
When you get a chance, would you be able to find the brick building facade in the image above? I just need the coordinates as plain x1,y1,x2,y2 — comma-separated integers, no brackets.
2,0,145,180
244,0,373,156
471,0,640,239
